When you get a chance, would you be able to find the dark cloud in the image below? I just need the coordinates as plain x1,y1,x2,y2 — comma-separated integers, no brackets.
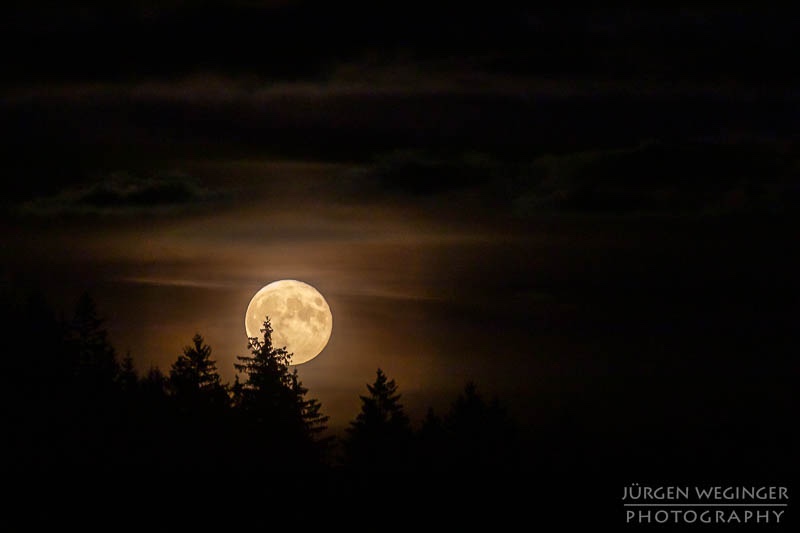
362,150,500,196
342,140,800,216
508,140,800,216
19,171,227,216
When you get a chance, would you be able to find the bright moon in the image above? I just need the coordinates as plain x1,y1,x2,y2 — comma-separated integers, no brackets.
245,279,333,365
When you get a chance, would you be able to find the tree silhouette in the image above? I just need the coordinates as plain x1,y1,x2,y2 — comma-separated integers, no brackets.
137,365,171,465
61,293,126,469
343,368,412,471
164,334,230,471
141,366,169,398
288,367,330,444
233,316,329,470
66,291,120,391
0,282,66,472
168,333,228,410
413,406,447,472
118,352,139,395
438,381,521,472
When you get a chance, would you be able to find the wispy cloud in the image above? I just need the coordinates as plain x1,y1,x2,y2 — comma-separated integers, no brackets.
19,171,229,216
117,276,237,289
3,65,789,107
505,141,800,216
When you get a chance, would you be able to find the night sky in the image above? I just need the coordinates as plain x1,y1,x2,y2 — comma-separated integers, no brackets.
1,2,798,504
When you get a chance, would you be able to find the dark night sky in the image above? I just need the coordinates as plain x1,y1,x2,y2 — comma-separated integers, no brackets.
1,3,798,486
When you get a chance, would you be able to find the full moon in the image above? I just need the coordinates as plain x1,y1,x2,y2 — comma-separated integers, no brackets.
245,279,333,365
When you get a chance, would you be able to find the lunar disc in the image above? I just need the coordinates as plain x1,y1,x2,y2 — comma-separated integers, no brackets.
245,279,332,365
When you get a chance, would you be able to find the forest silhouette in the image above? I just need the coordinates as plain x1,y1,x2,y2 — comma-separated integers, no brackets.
1,283,795,525
0,286,530,496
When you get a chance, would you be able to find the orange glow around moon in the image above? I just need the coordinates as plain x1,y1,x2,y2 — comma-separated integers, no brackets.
245,279,333,365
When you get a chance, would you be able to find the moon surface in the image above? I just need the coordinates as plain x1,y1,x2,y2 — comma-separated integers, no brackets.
245,279,333,365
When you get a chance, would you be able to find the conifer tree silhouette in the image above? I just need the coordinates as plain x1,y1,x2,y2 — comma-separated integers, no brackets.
59,292,123,470
413,406,446,472
233,316,329,471
141,366,168,398
166,334,230,471
441,381,520,472
0,283,65,472
138,366,171,466
344,368,412,471
118,352,138,395
67,292,120,391
169,333,228,410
